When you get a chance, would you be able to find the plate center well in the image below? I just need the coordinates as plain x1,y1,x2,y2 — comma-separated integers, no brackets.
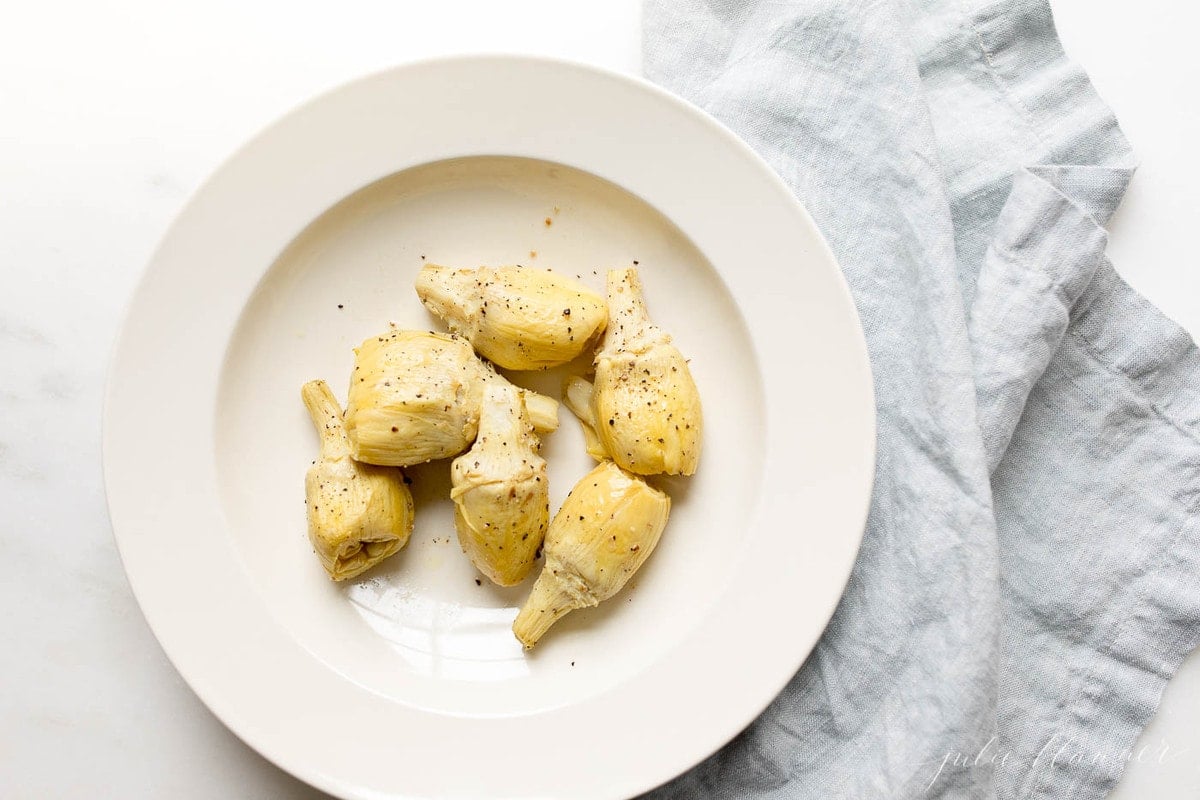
214,156,766,716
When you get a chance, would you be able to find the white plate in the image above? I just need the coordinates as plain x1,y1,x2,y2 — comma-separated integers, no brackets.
104,56,875,799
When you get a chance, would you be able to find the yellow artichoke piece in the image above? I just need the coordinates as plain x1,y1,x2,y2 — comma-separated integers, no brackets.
567,268,703,476
344,329,558,467
512,461,670,648
301,380,414,581
450,382,549,586
415,264,608,370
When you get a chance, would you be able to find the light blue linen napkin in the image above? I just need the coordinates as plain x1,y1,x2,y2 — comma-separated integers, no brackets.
644,1,1200,797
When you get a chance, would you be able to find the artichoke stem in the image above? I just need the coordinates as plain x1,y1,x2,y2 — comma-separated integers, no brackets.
301,380,351,459
604,268,652,351
512,570,586,648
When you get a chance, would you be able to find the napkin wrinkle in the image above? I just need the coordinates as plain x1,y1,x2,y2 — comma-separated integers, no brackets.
916,0,1135,308
1071,268,1200,424
966,0,1133,170
1024,165,1135,225
970,168,1108,469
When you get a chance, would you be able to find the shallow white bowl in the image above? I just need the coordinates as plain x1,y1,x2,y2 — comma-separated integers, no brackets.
104,55,875,799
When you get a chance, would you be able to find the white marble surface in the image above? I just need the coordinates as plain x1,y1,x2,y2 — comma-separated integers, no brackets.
0,1,1195,797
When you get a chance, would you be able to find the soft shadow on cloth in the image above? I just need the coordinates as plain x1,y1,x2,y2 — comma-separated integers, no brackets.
643,1,1200,798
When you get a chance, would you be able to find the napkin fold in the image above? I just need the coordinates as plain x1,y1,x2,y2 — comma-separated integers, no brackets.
644,1,1200,797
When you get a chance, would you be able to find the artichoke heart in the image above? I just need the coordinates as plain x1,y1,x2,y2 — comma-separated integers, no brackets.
416,263,608,370
301,380,414,581
450,382,549,586
512,461,670,648
344,329,558,466
564,268,702,476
